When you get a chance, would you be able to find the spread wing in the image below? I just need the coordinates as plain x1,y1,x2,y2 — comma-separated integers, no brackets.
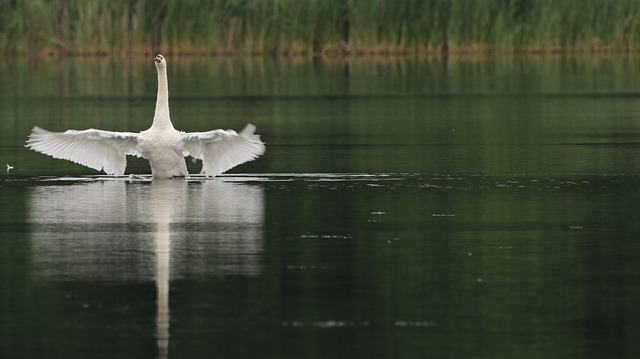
26,126,141,175
183,124,265,176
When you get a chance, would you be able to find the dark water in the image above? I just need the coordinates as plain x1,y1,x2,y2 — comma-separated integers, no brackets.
1,57,640,358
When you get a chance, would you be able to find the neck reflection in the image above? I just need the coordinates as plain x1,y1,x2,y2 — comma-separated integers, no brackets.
151,181,175,359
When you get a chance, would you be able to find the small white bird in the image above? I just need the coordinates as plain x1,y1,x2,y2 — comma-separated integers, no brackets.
25,54,265,179
6,164,13,172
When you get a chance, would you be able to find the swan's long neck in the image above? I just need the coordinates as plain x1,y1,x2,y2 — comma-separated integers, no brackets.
152,65,174,130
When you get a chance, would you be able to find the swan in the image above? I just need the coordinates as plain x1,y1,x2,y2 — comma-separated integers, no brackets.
25,54,265,179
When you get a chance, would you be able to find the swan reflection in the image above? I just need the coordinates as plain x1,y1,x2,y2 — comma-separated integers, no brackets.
29,179,265,358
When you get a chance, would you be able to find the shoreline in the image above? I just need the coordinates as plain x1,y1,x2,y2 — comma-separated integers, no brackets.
3,41,640,59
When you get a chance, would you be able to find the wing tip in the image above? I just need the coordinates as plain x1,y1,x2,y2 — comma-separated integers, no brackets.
240,123,257,136
25,126,48,148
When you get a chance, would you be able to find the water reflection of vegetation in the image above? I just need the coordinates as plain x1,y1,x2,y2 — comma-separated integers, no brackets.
3,56,640,176
4,56,640,95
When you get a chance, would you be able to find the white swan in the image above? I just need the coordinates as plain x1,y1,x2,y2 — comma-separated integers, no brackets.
25,54,265,179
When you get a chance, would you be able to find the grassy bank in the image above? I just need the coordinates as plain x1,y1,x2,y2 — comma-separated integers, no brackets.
2,0,640,56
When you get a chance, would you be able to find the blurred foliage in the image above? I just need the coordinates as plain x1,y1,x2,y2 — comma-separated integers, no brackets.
1,0,640,56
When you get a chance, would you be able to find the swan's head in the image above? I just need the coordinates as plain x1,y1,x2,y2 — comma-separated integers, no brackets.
154,54,166,69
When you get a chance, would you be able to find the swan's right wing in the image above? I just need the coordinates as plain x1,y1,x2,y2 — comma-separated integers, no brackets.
26,126,141,175
183,124,265,176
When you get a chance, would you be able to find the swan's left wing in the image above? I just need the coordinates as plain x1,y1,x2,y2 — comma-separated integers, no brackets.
26,126,141,175
183,124,265,176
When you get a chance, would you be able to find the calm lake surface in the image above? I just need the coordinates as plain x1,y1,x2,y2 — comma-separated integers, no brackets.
1,56,640,358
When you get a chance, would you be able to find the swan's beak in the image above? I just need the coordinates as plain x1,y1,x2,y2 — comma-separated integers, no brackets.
155,55,164,63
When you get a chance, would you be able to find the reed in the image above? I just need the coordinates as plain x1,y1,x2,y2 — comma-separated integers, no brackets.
1,0,640,56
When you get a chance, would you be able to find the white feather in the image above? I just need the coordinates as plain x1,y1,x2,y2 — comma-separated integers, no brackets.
26,127,140,175
183,124,266,176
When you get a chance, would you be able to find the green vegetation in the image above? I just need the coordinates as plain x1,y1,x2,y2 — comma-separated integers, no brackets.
2,0,640,56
